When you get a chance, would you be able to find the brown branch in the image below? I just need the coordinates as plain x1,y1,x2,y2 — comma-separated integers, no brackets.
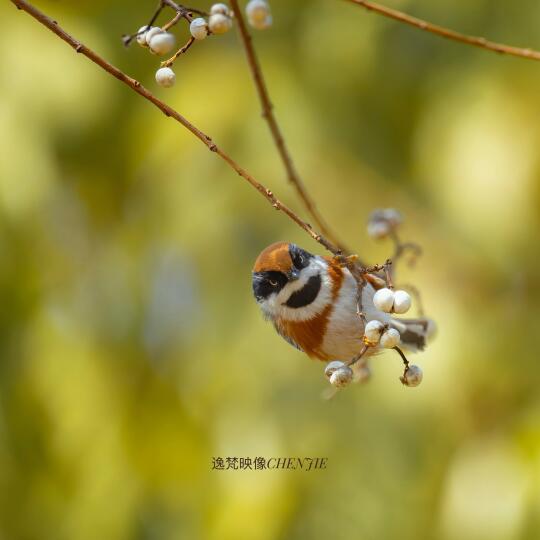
229,0,349,254
346,0,540,61
10,0,341,257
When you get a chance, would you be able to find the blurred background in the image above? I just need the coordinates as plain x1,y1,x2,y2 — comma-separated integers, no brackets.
1,0,540,538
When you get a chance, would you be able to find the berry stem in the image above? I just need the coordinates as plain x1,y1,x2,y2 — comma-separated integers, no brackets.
346,344,369,367
161,36,195,67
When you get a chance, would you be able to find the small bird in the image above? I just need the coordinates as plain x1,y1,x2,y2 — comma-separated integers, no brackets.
252,242,430,372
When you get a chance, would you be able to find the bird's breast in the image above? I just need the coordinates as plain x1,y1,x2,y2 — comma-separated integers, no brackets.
275,258,363,360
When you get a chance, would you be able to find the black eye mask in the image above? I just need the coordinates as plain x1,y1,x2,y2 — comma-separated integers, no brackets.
252,270,288,301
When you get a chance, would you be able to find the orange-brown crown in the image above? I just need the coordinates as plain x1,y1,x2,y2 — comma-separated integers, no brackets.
253,242,294,274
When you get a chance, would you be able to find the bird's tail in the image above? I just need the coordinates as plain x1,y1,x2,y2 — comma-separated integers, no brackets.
390,318,436,353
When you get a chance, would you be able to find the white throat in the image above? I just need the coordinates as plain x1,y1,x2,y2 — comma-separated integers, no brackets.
260,257,332,322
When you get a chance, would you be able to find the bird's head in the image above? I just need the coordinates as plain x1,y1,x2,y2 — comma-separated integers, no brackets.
252,242,327,320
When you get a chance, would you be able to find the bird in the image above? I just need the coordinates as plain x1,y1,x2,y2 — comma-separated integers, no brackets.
252,241,431,377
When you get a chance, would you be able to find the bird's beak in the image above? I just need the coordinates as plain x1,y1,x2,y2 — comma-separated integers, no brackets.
288,268,300,281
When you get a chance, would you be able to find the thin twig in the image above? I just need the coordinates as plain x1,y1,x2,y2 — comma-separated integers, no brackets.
123,0,206,46
162,0,204,21
10,0,341,257
161,36,195,67
162,11,183,32
229,0,349,254
123,0,165,46
346,0,540,61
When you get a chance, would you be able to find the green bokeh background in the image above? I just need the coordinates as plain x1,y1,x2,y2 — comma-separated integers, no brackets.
1,1,540,539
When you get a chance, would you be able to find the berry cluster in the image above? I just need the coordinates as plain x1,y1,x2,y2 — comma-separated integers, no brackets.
324,208,428,393
373,287,411,314
132,2,273,88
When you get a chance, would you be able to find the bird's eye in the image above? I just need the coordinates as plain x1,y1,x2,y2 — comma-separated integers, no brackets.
269,279,278,287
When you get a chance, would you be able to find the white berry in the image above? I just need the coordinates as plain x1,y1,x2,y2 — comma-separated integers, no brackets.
329,366,353,388
209,13,232,34
136,25,150,47
190,17,208,40
325,360,346,380
400,365,423,387
373,287,395,313
250,14,272,30
382,208,403,227
380,328,401,349
364,320,384,343
393,290,412,314
155,67,176,87
145,27,163,46
149,32,176,55
367,220,391,240
246,0,271,23
210,3,231,16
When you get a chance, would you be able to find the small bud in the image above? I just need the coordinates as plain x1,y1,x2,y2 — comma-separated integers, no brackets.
400,365,423,387
392,290,411,314
364,320,384,343
373,287,395,313
246,0,271,28
380,328,401,349
325,360,346,380
190,17,209,40
145,26,163,46
149,32,176,55
209,13,232,34
329,366,353,388
155,67,176,87
136,25,150,47
210,3,231,16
